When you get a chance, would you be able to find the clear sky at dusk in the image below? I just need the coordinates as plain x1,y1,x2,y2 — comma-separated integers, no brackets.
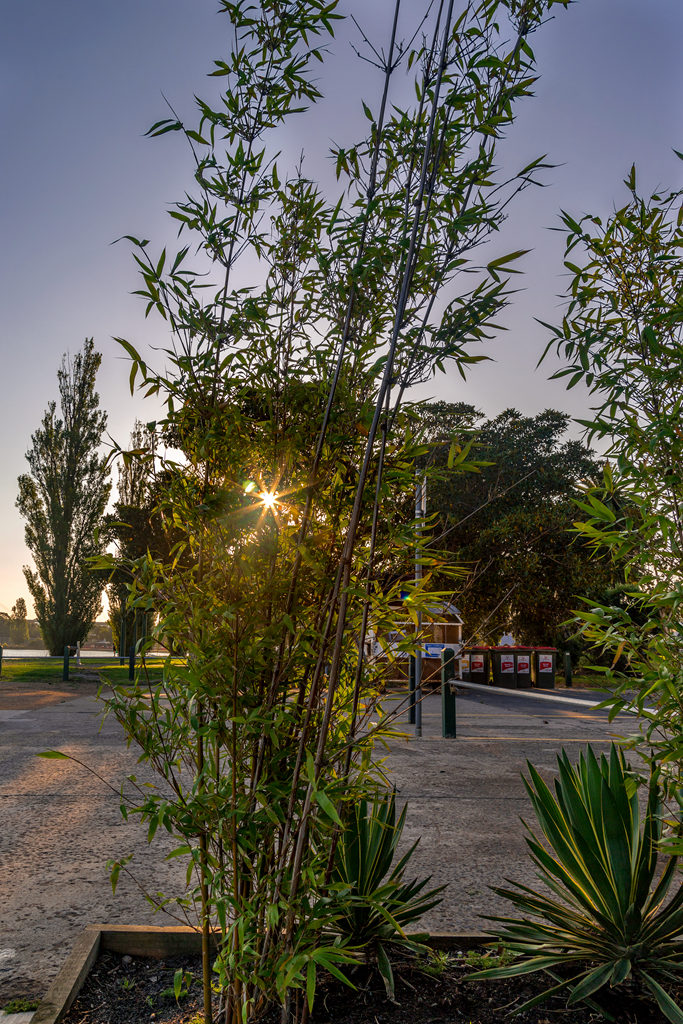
1,0,682,618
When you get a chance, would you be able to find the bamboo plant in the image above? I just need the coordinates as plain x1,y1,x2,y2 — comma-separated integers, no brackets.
95,2,571,1022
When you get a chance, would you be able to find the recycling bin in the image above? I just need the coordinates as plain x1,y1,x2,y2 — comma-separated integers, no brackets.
468,646,490,684
490,646,517,688
534,647,558,688
514,647,534,689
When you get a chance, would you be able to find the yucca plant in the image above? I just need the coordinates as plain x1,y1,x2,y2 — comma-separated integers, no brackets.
331,789,444,997
472,744,683,1022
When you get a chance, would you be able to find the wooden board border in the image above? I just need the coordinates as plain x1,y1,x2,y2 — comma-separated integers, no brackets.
33,926,488,1024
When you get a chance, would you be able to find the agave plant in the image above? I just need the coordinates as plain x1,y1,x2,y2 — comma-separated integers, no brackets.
472,744,683,1023
331,789,444,997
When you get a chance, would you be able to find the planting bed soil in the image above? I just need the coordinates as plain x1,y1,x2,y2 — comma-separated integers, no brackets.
61,947,680,1024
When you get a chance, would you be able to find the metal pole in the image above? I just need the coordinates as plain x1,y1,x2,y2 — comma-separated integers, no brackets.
564,651,573,688
0,645,3,679
63,645,70,682
408,655,416,724
414,473,426,738
441,647,456,738
140,612,147,670
119,613,126,666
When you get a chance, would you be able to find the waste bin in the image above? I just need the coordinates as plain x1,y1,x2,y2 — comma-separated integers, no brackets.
459,651,471,681
514,647,533,689
468,646,490,684
534,647,558,688
490,646,517,688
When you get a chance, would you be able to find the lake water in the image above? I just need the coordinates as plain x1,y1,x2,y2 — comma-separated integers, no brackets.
0,648,114,659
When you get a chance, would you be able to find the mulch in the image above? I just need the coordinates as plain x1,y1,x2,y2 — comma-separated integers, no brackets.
60,948,679,1024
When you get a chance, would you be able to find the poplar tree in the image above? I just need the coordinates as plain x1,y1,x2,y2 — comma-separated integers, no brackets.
10,597,29,647
17,339,110,655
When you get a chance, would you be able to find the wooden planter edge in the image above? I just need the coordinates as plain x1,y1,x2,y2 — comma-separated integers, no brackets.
33,925,489,1024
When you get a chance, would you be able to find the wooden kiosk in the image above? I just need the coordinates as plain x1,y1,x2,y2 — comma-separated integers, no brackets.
366,599,463,688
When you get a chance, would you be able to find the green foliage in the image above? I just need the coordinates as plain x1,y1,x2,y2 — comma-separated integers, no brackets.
417,404,617,650
463,946,512,970
106,421,172,650
416,947,455,976
543,165,683,812
2,998,40,1013
16,339,110,656
474,745,683,1022
331,790,444,996
10,597,29,647
94,2,572,1022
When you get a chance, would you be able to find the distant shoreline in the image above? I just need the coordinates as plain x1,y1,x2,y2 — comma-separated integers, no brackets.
0,647,168,659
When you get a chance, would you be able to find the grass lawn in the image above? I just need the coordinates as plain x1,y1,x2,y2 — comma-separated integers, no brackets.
0,657,76,683
97,659,173,686
568,670,608,690
0,656,174,685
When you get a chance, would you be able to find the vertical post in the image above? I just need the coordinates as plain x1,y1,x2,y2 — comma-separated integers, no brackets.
119,614,126,666
564,651,573,688
128,645,135,681
441,647,456,738
414,473,426,739
140,613,147,670
63,645,70,682
0,645,3,679
408,655,416,724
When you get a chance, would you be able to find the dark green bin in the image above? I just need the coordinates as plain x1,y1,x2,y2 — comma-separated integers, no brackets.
514,647,533,689
490,646,517,688
534,647,558,688
468,646,490,684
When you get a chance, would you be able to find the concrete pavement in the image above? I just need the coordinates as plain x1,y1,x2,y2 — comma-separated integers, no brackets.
382,684,635,934
0,678,634,1004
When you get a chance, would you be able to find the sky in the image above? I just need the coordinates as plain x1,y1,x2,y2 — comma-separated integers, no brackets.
1,0,682,619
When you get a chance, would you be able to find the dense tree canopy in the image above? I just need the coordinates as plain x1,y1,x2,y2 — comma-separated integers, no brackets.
10,597,29,647
419,403,620,652
16,339,110,655
106,421,168,649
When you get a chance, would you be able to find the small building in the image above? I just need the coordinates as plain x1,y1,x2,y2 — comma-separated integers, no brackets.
366,599,463,687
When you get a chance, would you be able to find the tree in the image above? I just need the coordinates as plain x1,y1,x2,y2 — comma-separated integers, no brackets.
17,339,110,656
83,2,572,1021
10,597,29,647
106,420,163,650
420,404,618,652
543,162,683,818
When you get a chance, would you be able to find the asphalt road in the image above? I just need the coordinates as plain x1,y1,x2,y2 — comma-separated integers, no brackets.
0,678,634,1004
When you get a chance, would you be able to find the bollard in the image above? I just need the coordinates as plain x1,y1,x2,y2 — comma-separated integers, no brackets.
63,645,70,682
0,644,3,679
128,645,136,681
408,655,416,725
119,614,126,666
441,647,457,738
564,651,573,688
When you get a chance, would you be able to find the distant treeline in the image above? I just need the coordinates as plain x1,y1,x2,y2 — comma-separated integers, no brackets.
0,616,112,649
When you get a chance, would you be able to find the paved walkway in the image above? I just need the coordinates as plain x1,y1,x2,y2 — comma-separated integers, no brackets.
381,684,634,934
0,681,186,1005
0,679,633,1004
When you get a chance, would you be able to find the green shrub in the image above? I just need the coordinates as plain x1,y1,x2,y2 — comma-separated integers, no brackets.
472,744,683,1022
331,789,444,996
